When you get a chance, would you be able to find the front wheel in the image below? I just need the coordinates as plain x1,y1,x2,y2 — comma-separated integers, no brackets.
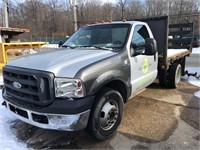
86,88,124,140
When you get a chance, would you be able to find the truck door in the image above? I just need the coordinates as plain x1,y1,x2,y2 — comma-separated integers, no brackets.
129,24,158,95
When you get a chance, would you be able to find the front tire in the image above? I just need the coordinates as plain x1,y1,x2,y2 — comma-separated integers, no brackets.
86,88,124,140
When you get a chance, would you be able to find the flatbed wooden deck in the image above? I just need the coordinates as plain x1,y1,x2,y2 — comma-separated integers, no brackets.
167,49,191,63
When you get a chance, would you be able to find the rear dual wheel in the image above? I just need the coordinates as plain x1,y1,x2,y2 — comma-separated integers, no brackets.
159,69,168,87
159,63,182,88
168,63,182,88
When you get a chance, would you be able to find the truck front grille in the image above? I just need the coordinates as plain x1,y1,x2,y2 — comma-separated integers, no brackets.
3,66,54,106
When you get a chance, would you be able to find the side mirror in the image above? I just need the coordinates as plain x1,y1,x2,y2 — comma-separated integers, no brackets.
130,43,145,56
145,38,157,55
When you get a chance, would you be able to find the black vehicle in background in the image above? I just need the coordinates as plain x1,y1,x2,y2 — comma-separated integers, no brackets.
183,34,200,48
192,34,200,47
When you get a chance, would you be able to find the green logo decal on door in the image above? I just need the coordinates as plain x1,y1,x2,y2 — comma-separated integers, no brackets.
142,58,149,74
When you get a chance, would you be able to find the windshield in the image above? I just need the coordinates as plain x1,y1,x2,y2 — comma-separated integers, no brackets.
63,24,130,49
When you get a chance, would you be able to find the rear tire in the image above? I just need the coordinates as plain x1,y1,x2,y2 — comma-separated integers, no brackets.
159,69,168,87
168,63,182,88
86,88,123,140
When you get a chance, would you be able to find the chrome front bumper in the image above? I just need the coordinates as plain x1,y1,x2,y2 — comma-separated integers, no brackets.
3,100,90,131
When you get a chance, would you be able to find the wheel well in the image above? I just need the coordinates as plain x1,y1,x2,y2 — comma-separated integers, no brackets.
103,80,128,103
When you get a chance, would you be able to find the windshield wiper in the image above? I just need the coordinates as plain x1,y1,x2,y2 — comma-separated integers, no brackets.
61,45,76,49
62,45,113,50
76,45,113,50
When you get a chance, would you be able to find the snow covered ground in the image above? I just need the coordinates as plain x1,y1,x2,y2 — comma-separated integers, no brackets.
182,66,200,99
0,47,199,149
183,47,200,99
192,47,200,54
0,91,28,149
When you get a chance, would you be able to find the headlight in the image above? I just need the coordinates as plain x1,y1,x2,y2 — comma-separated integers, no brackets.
54,78,85,98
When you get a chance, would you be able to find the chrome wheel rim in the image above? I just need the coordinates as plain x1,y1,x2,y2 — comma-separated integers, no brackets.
176,66,181,85
99,100,119,130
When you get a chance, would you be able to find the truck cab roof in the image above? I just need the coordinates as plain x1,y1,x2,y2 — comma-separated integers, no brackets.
85,21,147,27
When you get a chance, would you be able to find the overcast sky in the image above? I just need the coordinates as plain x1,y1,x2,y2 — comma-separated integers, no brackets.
102,0,116,3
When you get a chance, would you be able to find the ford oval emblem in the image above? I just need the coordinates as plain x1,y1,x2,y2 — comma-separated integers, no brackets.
13,82,22,89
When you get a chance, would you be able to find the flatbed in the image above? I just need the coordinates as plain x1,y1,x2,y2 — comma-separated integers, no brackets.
167,49,191,63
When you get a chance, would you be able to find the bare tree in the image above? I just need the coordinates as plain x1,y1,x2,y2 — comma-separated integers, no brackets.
101,2,114,21
6,0,200,41
77,0,101,25
126,0,145,19
117,0,128,19
0,3,4,26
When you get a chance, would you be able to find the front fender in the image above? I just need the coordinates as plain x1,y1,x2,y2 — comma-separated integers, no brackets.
88,70,128,95
74,51,130,98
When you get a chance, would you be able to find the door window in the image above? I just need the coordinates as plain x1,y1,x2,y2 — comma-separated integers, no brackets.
131,25,150,55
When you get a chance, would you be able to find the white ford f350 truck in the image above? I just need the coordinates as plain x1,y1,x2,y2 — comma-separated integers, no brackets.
2,16,193,140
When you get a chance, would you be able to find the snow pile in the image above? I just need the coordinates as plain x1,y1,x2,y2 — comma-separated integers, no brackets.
18,49,37,56
194,91,200,99
42,44,59,48
0,90,28,150
21,49,37,55
182,67,200,87
0,76,3,86
182,67,200,99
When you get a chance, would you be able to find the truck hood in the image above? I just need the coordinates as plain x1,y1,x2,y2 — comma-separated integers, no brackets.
7,48,117,77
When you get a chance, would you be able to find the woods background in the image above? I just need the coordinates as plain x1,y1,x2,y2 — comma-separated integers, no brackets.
0,0,199,41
